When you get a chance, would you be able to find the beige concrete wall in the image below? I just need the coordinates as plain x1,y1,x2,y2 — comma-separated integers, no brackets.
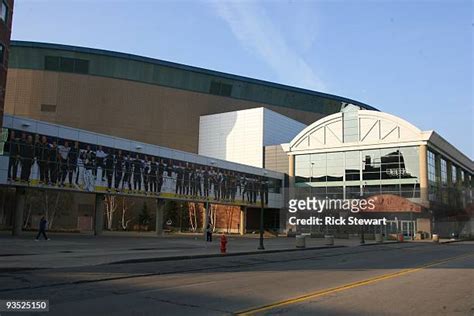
5,69,324,153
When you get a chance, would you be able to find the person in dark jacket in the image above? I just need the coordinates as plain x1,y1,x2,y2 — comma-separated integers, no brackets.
206,223,213,242
35,216,49,240
104,149,114,190
122,153,132,191
132,154,142,192
175,162,184,195
7,130,20,181
114,150,124,191
20,135,35,183
47,141,59,186
157,158,164,194
149,156,158,194
37,136,50,184
68,141,79,186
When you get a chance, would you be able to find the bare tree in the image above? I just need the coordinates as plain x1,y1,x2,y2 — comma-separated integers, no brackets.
225,206,235,234
44,191,61,229
210,204,217,233
104,195,117,230
120,197,134,231
188,202,199,232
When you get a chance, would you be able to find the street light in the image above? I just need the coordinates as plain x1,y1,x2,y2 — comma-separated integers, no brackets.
360,181,367,244
258,171,268,250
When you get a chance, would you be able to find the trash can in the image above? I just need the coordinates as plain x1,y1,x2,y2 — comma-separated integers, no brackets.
324,235,334,246
375,233,383,243
296,235,306,248
432,234,439,243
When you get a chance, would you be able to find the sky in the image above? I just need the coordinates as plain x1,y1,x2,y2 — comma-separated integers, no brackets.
11,0,473,158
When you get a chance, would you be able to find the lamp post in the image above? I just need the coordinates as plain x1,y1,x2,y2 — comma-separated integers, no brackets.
258,171,267,250
360,181,367,244
310,162,314,235
411,180,418,240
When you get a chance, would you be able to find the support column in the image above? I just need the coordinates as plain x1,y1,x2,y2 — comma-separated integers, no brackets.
203,200,210,239
94,194,104,236
419,144,429,206
156,199,165,236
12,188,26,236
239,206,247,235
288,154,295,187
287,154,296,234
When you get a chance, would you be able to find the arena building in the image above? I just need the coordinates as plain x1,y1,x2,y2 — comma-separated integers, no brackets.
285,106,473,238
4,41,377,153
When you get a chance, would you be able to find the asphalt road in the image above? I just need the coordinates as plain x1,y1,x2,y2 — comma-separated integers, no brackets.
1,242,473,316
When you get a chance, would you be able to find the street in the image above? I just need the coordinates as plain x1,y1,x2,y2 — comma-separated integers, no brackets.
1,241,473,315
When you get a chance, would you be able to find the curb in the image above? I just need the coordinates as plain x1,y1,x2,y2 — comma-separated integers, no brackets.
359,241,399,246
109,245,347,265
439,239,468,244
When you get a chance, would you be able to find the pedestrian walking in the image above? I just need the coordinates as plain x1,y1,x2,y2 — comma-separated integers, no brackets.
35,216,50,240
206,223,213,242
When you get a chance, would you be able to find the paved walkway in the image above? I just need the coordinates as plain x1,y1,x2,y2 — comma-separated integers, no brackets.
0,231,390,269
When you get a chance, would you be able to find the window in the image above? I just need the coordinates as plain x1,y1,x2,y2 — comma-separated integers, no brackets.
41,104,56,112
0,1,7,23
0,43,4,65
209,81,233,97
451,165,457,185
427,150,436,183
440,158,447,185
60,57,75,72
427,150,439,201
44,56,90,74
45,56,60,71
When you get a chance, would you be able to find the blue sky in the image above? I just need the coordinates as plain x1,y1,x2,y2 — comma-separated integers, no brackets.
12,0,473,157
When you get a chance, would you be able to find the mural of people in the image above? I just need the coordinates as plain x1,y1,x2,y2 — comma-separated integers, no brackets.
2,129,278,206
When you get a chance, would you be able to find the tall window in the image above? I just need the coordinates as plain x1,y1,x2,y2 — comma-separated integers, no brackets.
0,1,7,23
427,151,436,183
0,44,4,65
440,159,447,185
451,165,457,185
440,158,448,204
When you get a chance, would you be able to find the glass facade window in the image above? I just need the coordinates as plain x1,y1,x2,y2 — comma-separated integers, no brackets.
440,158,448,204
440,159,447,185
326,152,343,182
451,165,457,185
0,1,7,23
428,151,436,183
427,150,439,202
0,44,3,65
345,151,360,181
44,56,90,74
294,146,420,199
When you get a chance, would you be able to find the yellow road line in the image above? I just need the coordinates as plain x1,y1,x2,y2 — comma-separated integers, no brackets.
235,252,474,316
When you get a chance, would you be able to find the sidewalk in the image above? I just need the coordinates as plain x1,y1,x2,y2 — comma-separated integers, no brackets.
0,231,388,269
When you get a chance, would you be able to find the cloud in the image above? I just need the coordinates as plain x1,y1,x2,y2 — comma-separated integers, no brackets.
212,1,325,91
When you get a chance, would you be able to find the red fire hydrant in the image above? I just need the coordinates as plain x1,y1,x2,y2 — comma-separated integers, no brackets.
220,234,227,254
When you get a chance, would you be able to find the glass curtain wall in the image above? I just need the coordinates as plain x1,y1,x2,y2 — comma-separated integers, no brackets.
295,146,420,199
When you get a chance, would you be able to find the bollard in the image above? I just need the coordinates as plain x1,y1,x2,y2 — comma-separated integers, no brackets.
295,235,306,248
432,234,439,243
324,235,334,246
